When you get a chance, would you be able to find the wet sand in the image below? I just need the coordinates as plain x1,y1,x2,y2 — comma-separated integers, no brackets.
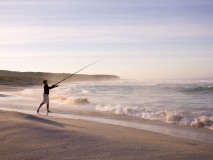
0,110,213,160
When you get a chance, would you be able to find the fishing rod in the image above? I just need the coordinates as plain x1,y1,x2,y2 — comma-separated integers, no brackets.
54,60,101,85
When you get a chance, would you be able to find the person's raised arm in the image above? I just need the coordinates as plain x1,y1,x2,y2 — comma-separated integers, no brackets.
49,85,58,89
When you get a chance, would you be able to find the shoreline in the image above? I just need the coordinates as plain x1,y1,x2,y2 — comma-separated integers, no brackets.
1,83,213,145
0,83,213,144
0,109,213,160
1,106,213,145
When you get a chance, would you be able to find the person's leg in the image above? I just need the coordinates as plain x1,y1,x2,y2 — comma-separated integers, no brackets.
46,95,50,112
37,102,44,113
38,94,49,113
46,102,50,112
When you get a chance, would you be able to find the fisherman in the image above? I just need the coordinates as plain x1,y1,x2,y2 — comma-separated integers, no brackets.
37,80,58,113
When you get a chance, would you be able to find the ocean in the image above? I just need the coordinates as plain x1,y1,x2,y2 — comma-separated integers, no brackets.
49,79,213,130
1,79,213,143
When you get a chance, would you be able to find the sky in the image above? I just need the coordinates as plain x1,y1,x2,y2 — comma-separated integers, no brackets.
0,0,213,80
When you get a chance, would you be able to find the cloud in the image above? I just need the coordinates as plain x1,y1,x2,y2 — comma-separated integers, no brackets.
0,22,212,46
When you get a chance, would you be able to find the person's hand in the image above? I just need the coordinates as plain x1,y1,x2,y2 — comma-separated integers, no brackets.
52,85,58,88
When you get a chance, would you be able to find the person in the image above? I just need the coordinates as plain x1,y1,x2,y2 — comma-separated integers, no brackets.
37,80,58,113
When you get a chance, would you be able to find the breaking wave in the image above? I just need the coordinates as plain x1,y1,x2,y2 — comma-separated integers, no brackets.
180,86,213,94
81,89,90,94
95,104,213,130
52,81,213,130
191,116,213,129
54,96,89,105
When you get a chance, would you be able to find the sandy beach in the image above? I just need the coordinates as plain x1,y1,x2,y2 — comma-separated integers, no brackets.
0,110,213,160
1,0,213,159
0,83,213,159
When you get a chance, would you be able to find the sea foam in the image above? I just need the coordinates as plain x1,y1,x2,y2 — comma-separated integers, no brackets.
52,80,213,130
94,104,213,129
54,95,89,105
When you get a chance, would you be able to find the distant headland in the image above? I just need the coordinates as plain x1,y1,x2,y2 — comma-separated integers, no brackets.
0,70,120,85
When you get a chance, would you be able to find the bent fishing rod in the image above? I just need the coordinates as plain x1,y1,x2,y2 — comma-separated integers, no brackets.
54,60,101,85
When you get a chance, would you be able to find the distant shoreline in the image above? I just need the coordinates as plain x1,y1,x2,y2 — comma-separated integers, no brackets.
0,70,120,85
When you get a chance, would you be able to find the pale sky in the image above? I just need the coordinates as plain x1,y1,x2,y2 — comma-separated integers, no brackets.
0,0,213,80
